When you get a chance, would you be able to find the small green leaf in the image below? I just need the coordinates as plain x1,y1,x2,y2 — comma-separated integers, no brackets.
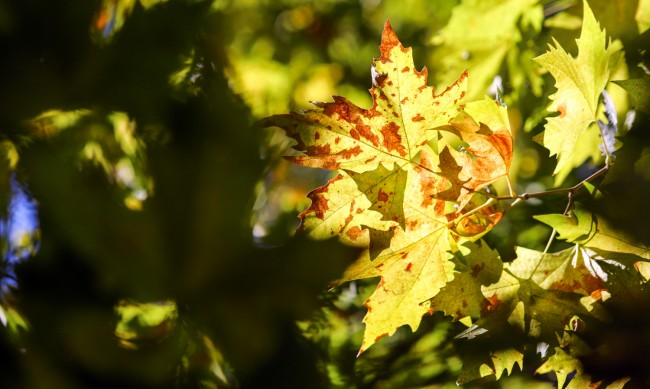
535,207,650,260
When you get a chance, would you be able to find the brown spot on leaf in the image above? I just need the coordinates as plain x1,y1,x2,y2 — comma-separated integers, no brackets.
405,262,413,272
489,130,514,165
406,220,418,230
381,122,407,156
343,203,355,227
306,144,331,156
387,80,393,86
375,263,384,269
346,226,364,240
485,294,501,311
364,156,377,164
401,66,410,73
355,123,380,146
400,97,409,105
557,103,567,118
590,289,605,300
314,131,320,140
393,112,399,118
375,333,388,343
299,180,334,220
350,129,360,140
377,189,389,202
379,21,400,59
339,145,363,159
462,300,468,308
335,137,341,144
411,113,424,122
470,263,485,277
400,251,408,259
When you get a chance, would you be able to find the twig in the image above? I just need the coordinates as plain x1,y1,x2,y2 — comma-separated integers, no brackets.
482,164,609,202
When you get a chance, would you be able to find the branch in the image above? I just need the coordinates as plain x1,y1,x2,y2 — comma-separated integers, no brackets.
483,164,609,202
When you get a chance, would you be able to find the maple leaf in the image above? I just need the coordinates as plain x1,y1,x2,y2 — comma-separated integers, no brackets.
262,21,513,354
479,246,603,341
535,207,650,261
535,332,631,389
336,147,457,353
260,20,467,173
297,172,394,249
457,347,524,385
427,241,503,321
533,0,620,184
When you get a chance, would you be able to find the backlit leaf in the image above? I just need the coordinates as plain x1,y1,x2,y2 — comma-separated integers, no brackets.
263,21,513,353
261,21,468,173
457,346,524,384
533,0,620,183
535,207,650,260
479,246,602,341
427,241,503,321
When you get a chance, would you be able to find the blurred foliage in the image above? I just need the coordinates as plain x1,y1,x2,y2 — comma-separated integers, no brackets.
0,0,649,388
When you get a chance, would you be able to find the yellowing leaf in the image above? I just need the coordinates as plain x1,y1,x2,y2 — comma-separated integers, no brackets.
533,0,620,183
348,164,408,228
427,241,503,321
262,21,513,354
298,173,393,249
439,110,513,207
261,21,467,173
339,148,458,353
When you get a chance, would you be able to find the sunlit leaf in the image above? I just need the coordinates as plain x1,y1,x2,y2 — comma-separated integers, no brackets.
427,241,503,321
535,207,650,260
533,0,620,184
263,21,513,353
261,21,468,173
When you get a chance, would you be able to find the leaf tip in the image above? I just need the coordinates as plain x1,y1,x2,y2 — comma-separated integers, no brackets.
380,20,402,58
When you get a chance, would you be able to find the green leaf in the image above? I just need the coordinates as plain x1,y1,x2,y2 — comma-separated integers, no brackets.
479,246,601,341
431,0,542,100
535,347,583,388
613,76,650,114
533,0,620,184
535,207,650,260
457,347,524,384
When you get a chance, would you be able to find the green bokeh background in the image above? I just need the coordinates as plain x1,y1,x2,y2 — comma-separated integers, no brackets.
0,0,648,388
